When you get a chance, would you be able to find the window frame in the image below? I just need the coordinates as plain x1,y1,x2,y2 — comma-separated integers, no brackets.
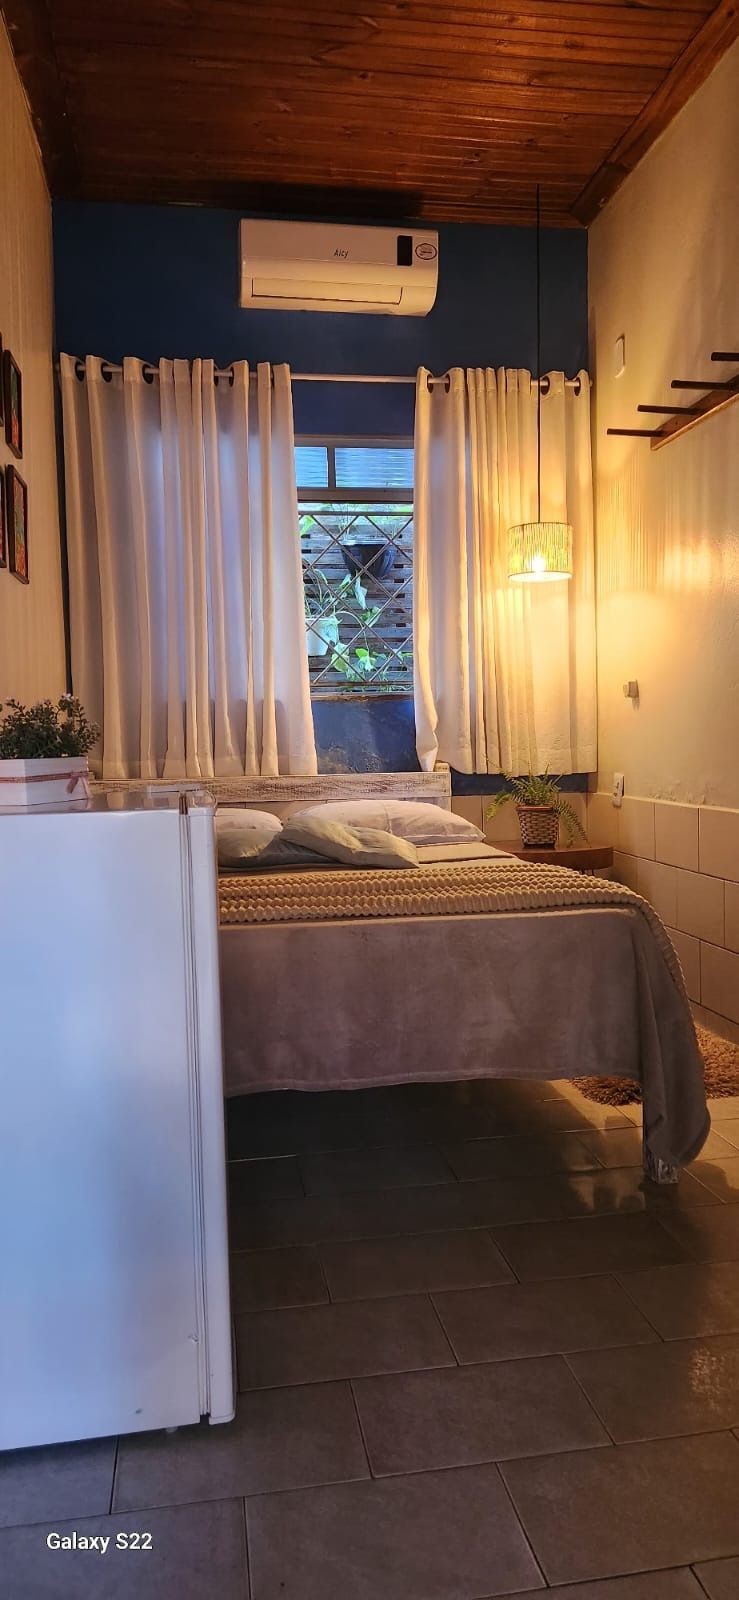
295,434,414,505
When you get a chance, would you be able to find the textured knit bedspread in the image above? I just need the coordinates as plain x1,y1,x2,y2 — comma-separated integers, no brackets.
218,858,708,1168
220,859,683,986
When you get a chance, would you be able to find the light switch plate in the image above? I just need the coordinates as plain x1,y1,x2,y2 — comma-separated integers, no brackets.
612,772,625,807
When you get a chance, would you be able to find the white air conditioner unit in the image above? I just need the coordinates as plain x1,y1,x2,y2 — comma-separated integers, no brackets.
239,220,439,316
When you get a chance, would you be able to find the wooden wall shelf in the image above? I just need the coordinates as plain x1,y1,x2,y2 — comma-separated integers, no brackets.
607,352,739,450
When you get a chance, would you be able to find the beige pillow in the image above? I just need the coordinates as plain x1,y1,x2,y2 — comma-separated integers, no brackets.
282,816,419,869
292,798,483,845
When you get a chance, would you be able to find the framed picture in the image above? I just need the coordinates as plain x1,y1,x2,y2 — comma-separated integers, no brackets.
6,466,28,583
0,467,6,568
3,349,22,458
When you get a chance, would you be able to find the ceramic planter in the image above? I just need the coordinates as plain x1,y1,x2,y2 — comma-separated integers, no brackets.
306,615,340,656
0,756,91,808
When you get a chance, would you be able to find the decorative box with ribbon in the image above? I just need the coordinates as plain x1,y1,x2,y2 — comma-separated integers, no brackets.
0,758,91,809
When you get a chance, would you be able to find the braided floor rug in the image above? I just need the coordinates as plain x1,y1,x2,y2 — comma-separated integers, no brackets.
575,1024,739,1105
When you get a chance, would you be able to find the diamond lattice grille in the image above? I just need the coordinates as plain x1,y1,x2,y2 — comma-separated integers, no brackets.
298,442,414,697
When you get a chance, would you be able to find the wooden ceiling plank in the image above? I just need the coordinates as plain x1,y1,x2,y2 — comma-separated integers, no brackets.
2,0,79,184
572,0,739,219
6,0,733,224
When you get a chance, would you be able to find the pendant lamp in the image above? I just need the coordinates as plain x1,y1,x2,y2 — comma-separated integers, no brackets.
508,186,573,583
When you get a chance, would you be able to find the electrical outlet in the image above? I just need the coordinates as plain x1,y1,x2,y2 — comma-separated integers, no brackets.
612,772,625,808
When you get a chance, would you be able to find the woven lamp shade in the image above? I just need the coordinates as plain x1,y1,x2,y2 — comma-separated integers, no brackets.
508,520,573,583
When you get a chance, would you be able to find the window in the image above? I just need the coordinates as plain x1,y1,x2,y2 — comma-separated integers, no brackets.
297,438,414,696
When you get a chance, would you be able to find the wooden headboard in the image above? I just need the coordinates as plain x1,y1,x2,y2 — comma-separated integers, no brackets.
91,765,452,815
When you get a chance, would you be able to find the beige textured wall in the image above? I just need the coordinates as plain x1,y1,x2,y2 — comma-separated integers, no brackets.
0,19,66,703
589,41,739,809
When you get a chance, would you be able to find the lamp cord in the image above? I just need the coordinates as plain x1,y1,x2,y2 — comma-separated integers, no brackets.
536,182,541,523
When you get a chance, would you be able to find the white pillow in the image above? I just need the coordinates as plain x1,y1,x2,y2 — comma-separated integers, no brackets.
292,799,483,846
283,816,419,868
214,808,282,867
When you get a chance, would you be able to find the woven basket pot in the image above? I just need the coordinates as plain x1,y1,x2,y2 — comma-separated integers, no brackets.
516,803,559,848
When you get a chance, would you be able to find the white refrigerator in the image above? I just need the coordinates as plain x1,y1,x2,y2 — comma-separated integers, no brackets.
0,791,234,1450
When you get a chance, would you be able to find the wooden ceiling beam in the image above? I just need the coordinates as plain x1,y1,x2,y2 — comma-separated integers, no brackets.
572,0,739,221
1,0,78,185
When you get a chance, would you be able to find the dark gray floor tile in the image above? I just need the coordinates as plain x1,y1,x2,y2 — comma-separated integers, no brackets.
320,1229,513,1301
504,1100,633,1135
569,1335,739,1442
228,1156,304,1203
579,1127,738,1170
433,1275,659,1364
491,1213,690,1280
246,1464,544,1600
236,1294,454,1389
231,1172,570,1251
712,1119,739,1147
299,1143,454,1196
230,1247,327,1312
497,1574,705,1600
0,1436,115,1530
353,1356,608,1474
689,1157,739,1201
694,1556,739,1598
502,1432,739,1585
561,1166,718,1216
422,1098,629,1142
0,1499,248,1599
443,1132,599,1181
114,1385,368,1507
658,1205,739,1261
617,1261,739,1339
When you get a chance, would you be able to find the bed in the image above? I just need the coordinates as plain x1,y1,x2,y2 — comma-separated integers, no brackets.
212,770,708,1181
95,767,709,1180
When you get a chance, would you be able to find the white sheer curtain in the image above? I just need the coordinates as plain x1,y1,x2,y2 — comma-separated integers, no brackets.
60,355,317,779
414,366,596,775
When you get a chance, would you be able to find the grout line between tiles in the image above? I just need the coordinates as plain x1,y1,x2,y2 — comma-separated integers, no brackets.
491,1459,548,1591
348,1378,376,1479
242,1493,254,1597
560,1352,619,1445
424,1290,459,1365
108,1436,120,1516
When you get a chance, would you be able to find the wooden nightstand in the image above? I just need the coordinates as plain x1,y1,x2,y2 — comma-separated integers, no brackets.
497,841,614,876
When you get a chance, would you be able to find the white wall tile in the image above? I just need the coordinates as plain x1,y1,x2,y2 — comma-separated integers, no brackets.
665,927,700,1002
451,796,483,831
637,859,678,925
700,943,739,1026
654,802,699,871
699,807,739,882
676,869,725,944
613,851,640,892
483,800,517,843
725,881,739,955
692,1003,739,1047
618,796,655,859
586,792,618,846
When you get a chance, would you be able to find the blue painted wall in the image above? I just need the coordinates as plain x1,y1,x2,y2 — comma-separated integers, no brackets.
52,201,588,779
53,202,587,437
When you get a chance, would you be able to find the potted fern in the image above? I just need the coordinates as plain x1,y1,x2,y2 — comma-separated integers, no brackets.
0,697,99,808
487,768,587,849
